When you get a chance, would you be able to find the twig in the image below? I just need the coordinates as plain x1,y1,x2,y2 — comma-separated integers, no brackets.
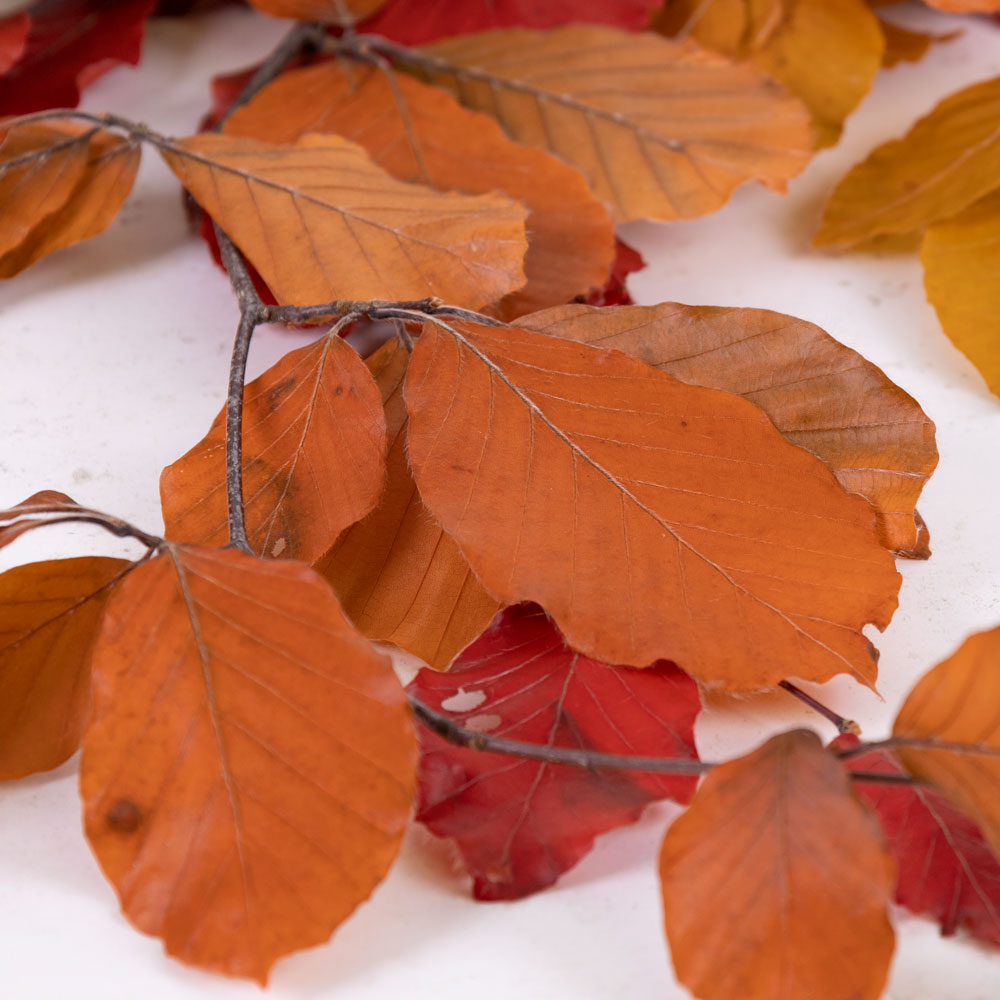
779,680,859,735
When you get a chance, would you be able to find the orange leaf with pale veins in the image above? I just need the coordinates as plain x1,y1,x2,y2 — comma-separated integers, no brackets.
248,0,386,22
80,545,416,983
160,131,528,310
403,318,901,690
223,61,614,320
316,338,500,670
893,625,1000,859
660,729,895,1000
401,25,812,221
0,556,131,780
521,303,938,557
161,331,386,562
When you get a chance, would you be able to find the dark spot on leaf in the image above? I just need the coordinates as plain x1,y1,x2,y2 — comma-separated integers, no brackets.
106,798,142,833
266,375,297,406
680,420,688,427
334,385,344,396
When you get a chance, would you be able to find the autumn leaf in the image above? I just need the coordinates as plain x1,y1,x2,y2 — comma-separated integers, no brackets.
893,625,1000,859
316,337,500,670
660,730,896,1000
248,0,386,22
520,302,938,557
0,11,29,74
921,187,1000,397
0,123,139,278
834,735,1000,946
0,556,131,780
403,317,901,689
80,545,416,983
581,238,645,307
355,0,663,44
161,330,385,562
160,131,528,310
0,0,155,116
0,489,83,550
410,603,701,899
652,0,885,147
878,18,960,68
400,25,813,221
815,74,1000,247
223,61,614,319
925,0,1000,10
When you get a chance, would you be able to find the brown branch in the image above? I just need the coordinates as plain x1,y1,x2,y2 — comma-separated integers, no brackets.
1,509,162,550
779,680,859,735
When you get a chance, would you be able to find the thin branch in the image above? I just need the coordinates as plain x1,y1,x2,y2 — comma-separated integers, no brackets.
1,510,162,550
837,736,1000,760
779,679,859,735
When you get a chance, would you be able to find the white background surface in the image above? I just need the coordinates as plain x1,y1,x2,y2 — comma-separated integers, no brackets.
1,4,999,998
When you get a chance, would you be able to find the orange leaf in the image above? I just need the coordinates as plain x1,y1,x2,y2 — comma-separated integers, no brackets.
660,730,895,1000
404,25,813,221
247,0,386,22
924,0,1000,10
316,337,500,669
403,318,901,689
893,625,1000,859
921,187,1000,397
223,61,614,319
0,557,131,780
161,331,386,562
0,489,82,550
80,545,416,983
521,303,938,557
878,18,960,68
160,131,528,310
815,75,1000,247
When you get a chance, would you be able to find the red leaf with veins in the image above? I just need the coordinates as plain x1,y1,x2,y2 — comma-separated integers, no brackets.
409,603,701,900
356,0,661,46
0,0,155,116
834,735,1000,946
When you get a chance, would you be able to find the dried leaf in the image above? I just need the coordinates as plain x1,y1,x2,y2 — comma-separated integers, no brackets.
521,302,938,557
660,730,895,1000
0,489,82,550
0,11,29,74
247,0,385,22
893,625,1000,859
80,545,416,983
921,187,1000,397
878,18,960,68
581,238,645,307
406,25,813,221
0,0,155,116
411,603,701,899
316,337,500,670
404,318,901,689
0,557,130,780
161,332,386,562
924,0,1000,10
0,125,139,278
653,0,884,146
160,131,528,310
815,75,1000,247
834,735,1000,946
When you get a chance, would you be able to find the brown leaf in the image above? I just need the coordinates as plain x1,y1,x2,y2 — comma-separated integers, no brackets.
403,318,901,690
878,18,960,68
405,25,813,221
0,489,83,550
223,61,614,320
0,557,131,780
653,0,884,147
660,730,895,1000
161,331,386,562
521,302,938,557
80,545,416,983
247,0,386,21
160,131,528,310
893,625,1000,859
316,337,500,669
815,75,1000,247
921,187,1000,397
0,124,139,278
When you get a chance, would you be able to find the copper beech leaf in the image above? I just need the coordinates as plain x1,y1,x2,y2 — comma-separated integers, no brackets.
223,62,614,320
893,625,1000,859
521,303,938,557
403,318,901,689
159,132,528,310
247,0,386,22
0,489,82,550
653,0,884,147
403,25,813,221
0,556,131,780
925,0,1000,9
834,735,1000,946
410,603,701,899
161,331,385,562
878,18,960,68
922,188,1000,397
815,75,1000,247
80,545,417,983
0,11,29,74
582,238,645,307
315,338,500,670
660,730,896,1000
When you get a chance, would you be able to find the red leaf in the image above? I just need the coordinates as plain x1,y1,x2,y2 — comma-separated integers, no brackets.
0,0,155,116
355,0,661,45
0,11,29,74
834,735,1000,946
409,603,701,900
580,237,645,307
